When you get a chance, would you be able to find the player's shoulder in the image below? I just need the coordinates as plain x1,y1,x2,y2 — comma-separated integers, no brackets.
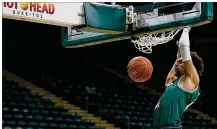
179,75,200,92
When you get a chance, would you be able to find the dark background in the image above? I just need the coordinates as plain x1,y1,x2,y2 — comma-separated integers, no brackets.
3,2,217,117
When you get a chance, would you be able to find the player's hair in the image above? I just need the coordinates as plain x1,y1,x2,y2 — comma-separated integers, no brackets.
191,51,204,76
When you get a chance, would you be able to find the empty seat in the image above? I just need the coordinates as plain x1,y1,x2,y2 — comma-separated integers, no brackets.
2,78,98,129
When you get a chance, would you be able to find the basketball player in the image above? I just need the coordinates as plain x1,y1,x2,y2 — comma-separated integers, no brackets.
153,27,204,129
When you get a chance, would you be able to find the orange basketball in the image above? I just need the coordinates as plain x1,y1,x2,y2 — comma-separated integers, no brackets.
127,56,153,82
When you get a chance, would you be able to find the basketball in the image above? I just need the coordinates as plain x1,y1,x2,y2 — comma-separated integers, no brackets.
127,56,153,82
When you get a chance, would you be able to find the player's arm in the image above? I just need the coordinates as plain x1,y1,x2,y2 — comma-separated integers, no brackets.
165,42,180,87
179,27,200,88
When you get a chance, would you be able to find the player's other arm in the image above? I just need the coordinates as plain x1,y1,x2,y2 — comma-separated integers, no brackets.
179,27,200,89
165,42,180,87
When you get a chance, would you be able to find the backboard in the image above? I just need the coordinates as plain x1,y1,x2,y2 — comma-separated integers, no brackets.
62,2,213,49
59,2,213,48
2,2,213,49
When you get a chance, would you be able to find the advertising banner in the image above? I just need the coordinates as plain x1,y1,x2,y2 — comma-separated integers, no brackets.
3,2,85,27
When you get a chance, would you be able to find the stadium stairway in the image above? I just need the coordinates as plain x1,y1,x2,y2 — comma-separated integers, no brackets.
3,70,121,129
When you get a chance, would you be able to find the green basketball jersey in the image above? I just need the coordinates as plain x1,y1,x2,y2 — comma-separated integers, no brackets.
153,76,200,129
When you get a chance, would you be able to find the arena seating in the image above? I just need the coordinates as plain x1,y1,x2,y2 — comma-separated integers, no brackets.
11,59,216,129
2,77,104,129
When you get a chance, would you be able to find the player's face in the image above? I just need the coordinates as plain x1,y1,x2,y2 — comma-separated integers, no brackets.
175,58,184,76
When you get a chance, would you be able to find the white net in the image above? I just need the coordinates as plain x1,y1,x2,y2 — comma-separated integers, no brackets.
131,28,183,54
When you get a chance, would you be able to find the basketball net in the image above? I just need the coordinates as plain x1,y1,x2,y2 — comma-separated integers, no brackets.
131,28,183,54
